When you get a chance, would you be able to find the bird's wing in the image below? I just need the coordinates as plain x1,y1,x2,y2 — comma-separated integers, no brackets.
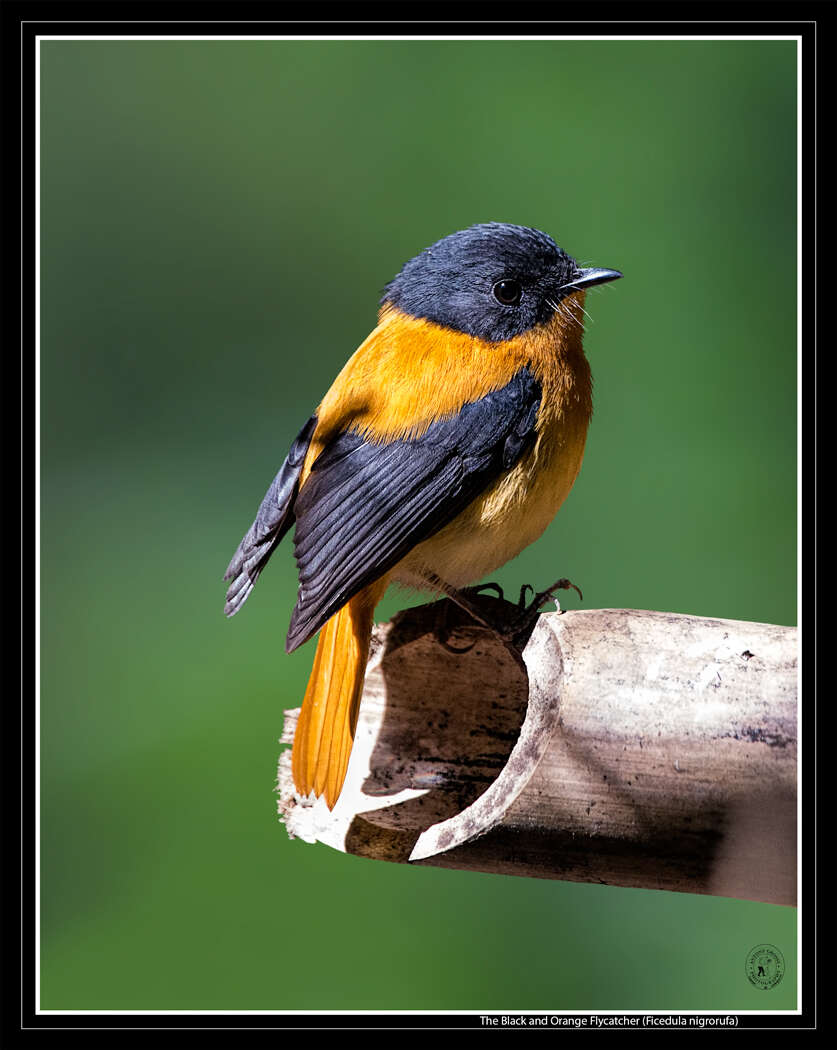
223,415,318,617
286,367,541,652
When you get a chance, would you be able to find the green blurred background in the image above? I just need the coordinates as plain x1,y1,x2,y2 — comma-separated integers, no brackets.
39,40,798,1011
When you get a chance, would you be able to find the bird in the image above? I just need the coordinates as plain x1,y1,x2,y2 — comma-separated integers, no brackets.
223,222,622,809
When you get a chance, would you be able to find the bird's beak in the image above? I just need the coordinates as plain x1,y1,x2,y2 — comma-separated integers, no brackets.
561,267,623,291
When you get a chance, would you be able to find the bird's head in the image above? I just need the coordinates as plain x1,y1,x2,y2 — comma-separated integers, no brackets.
382,222,622,342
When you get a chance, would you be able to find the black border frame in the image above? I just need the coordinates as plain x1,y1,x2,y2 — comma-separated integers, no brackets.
7,3,826,1036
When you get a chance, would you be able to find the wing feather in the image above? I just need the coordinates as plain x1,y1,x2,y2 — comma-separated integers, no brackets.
286,368,541,651
223,415,317,617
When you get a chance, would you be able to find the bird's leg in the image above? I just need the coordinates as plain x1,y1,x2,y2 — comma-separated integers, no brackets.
424,572,582,651
423,573,500,635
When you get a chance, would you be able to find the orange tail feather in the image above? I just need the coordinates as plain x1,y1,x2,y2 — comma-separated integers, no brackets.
291,579,387,809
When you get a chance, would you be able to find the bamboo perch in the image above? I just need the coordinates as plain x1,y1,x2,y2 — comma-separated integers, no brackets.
277,599,798,906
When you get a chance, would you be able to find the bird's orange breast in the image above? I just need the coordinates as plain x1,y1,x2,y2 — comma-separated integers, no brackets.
301,298,591,471
298,297,593,588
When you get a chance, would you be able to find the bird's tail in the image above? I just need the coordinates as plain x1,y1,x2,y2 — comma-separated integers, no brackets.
291,579,387,809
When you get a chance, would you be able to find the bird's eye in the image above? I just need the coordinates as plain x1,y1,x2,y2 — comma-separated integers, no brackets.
492,279,522,306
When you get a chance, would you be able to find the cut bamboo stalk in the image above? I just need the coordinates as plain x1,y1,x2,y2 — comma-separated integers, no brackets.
277,599,797,905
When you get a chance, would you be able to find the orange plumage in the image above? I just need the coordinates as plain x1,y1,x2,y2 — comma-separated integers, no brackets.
291,580,387,807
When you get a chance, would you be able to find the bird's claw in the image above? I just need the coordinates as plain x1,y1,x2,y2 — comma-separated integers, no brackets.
500,576,584,648
462,581,505,602
537,577,583,608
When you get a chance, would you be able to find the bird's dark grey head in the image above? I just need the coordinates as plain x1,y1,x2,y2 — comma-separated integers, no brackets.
382,222,621,342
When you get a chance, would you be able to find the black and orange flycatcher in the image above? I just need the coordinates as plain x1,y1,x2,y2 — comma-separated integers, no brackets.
223,223,622,809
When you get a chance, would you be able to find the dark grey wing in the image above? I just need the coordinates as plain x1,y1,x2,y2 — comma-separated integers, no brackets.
286,367,541,652
223,415,318,617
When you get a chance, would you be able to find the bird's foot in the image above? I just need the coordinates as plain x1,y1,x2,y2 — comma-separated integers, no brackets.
516,577,583,613
433,576,582,652
499,577,583,648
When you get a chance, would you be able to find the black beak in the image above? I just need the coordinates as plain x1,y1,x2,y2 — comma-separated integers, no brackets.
561,267,623,291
